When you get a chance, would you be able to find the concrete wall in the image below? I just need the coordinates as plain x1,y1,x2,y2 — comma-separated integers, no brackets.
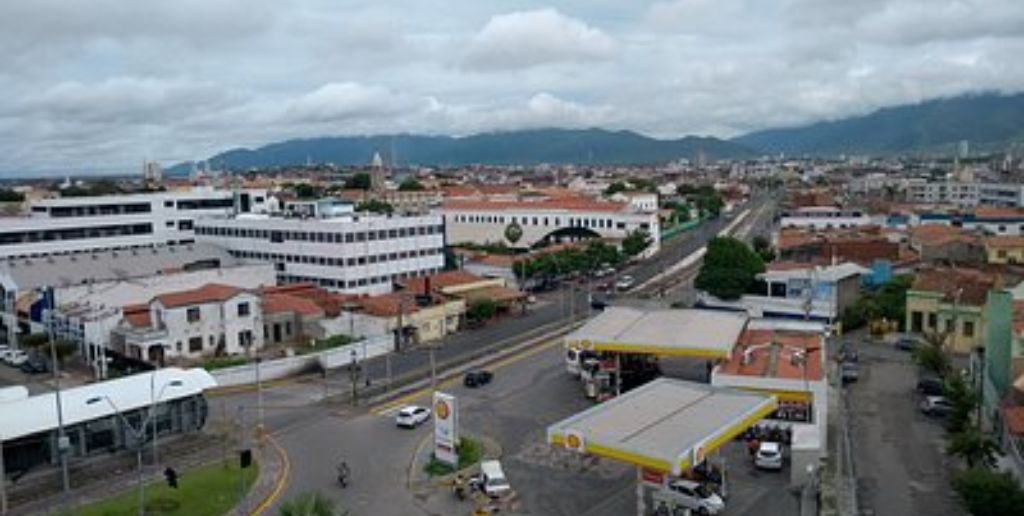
210,335,393,388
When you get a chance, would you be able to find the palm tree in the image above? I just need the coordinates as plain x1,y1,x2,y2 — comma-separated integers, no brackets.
278,492,346,516
948,428,1000,468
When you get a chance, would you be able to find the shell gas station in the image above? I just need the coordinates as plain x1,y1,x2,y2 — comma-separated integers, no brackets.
552,307,830,515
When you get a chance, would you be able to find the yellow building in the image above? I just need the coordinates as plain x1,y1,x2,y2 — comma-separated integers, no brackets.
983,236,1024,265
905,268,994,354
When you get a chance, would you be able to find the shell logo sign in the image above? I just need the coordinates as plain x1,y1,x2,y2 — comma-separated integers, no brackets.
564,429,586,453
434,399,451,420
579,340,593,351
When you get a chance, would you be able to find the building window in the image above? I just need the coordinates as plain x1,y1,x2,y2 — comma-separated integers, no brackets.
285,321,293,336
927,313,937,330
237,302,250,317
188,337,202,352
945,318,954,334
963,320,975,337
911,311,923,333
187,307,201,323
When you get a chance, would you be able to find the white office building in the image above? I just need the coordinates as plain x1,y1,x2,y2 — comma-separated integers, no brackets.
906,180,1024,208
0,188,269,259
194,213,445,295
778,207,874,231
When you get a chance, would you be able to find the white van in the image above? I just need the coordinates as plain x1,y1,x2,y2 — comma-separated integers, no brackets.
478,460,511,498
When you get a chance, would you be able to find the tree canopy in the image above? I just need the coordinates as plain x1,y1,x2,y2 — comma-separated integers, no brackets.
0,188,24,202
695,237,765,300
355,199,393,215
344,173,371,190
398,178,425,191
953,468,1024,516
621,230,652,258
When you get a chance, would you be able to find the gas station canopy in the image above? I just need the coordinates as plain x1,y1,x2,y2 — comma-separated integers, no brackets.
548,379,776,476
564,307,748,358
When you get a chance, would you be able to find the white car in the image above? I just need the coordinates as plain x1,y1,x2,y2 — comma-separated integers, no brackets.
755,441,784,470
666,479,726,515
395,405,430,428
5,350,28,367
477,460,512,498
0,345,11,363
615,275,636,291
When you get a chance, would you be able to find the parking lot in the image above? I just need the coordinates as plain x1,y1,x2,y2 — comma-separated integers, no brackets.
844,336,965,516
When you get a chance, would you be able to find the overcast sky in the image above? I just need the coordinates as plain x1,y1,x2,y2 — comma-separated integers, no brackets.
2,0,1023,176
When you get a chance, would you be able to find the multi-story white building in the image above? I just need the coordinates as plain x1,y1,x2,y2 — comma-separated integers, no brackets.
111,283,264,364
194,213,445,295
0,188,269,259
441,198,660,257
778,206,874,231
906,180,1024,208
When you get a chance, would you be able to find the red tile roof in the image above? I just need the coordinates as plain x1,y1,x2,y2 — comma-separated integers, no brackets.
262,293,325,317
398,270,487,293
1004,406,1024,436
154,283,243,308
719,329,823,381
911,268,994,305
984,235,1024,249
909,225,976,246
975,207,1024,219
123,304,151,328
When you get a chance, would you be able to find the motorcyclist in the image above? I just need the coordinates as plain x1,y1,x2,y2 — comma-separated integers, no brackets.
337,461,350,487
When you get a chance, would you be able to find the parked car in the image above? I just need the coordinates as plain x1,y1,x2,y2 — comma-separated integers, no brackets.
895,336,919,351
476,460,512,498
463,370,493,388
6,350,29,367
615,275,636,291
841,362,859,383
594,266,616,279
916,377,945,396
920,396,953,417
754,442,784,470
20,355,49,374
0,345,13,364
837,346,858,363
666,479,726,515
395,405,430,428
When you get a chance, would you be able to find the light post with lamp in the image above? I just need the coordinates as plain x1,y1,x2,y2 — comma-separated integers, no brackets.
86,379,183,516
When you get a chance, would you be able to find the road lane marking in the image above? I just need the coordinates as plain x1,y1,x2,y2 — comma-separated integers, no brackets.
249,432,291,516
371,337,562,416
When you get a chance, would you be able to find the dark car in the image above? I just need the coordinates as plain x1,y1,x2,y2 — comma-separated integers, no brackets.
464,370,493,388
20,355,49,374
917,377,945,396
896,337,918,352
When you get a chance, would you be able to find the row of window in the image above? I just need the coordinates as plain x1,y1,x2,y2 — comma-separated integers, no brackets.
279,266,441,289
0,223,154,246
227,247,444,267
449,213,626,230
184,301,251,323
909,311,975,337
195,224,443,243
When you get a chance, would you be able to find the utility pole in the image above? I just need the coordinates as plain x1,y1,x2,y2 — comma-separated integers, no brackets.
349,349,359,406
255,357,264,444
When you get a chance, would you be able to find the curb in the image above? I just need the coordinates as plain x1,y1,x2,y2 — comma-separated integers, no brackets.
248,434,291,516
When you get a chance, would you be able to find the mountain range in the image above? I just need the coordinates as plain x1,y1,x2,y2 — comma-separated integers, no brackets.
171,92,1024,172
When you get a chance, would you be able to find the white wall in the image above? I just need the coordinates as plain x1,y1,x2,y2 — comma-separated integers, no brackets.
158,292,264,358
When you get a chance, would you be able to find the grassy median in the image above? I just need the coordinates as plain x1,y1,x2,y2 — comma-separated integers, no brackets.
77,461,258,516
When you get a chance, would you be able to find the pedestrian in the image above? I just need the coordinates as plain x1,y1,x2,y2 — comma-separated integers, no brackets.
747,437,760,458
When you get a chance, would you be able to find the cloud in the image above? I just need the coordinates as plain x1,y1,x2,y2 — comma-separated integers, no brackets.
283,82,429,123
461,8,616,71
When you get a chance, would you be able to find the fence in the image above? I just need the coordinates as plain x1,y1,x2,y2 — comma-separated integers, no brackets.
209,335,393,388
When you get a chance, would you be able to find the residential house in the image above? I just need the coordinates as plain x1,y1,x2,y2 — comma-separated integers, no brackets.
983,235,1024,265
905,268,993,353
111,283,264,364
339,290,465,346
398,270,526,314
260,286,327,346
908,224,985,264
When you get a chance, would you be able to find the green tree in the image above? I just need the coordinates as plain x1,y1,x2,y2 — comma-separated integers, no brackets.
278,491,346,516
467,300,499,322
344,173,371,190
355,199,393,215
398,178,424,191
19,334,75,366
695,237,766,301
0,188,24,202
841,297,882,331
629,178,658,193
20,332,49,349
621,230,652,258
293,183,321,199
948,428,999,468
603,181,628,196
953,468,1024,516
752,235,776,262
944,374,980,434
914,331,953,380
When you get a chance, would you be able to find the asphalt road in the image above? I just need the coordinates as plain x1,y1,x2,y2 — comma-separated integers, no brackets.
844,336,965,516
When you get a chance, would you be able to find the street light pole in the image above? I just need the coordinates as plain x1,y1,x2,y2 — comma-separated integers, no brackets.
48,337,71,515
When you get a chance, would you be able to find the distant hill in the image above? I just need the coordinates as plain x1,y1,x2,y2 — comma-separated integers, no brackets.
167,128,754,173
733,92,1024,157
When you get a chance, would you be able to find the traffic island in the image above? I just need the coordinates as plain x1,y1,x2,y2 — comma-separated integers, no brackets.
408,433,523,514
76,461,257,516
